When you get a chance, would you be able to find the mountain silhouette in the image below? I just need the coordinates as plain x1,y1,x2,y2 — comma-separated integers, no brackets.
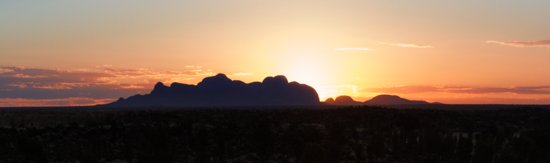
104,73,320,107
325,94,433,106
324,96,362,105
364,94,430,105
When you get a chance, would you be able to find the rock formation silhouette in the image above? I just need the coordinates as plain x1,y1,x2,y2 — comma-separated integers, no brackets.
324,95,362,105
104,73,320,107
325,94,433,106
364,94,430,105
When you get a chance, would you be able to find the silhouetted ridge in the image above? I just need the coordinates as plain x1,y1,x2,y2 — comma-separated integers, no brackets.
151,82,169,95
197,73,233,89
335,96,356,103
105,73,320,107
263,75,289,87
324,94,435,106
325,95,362,105
364,94,430,105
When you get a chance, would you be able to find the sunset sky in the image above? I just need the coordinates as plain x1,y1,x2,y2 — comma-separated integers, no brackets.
2,0,550,106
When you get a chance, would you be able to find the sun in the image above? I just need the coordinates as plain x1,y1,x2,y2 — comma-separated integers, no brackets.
283,56,333,100
286,63,325,86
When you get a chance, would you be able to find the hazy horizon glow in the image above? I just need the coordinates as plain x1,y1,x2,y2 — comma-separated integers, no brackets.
2,0,550,106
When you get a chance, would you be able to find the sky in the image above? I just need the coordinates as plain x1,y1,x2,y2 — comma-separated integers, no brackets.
1,0,550,106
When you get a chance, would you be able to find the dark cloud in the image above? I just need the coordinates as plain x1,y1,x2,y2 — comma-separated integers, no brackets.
0,84,146,99
366,86,440,94
0,66,213,102
0,67,117,88
0,98,113,107
452,86,550,94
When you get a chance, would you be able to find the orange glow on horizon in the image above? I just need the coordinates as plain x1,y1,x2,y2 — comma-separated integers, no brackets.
2,1,550,106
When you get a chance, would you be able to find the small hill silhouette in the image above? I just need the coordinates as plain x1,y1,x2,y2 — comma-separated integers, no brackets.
364,94,430,105
325,96,362,105
325,94,433,106
104,73,320,107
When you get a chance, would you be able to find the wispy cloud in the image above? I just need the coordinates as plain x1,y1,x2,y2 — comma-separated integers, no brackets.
0,66,221,106
486,40,550,48
379,42,433,48
365,85,550,95
364,85,550,104
0,68,15,73
0,98,114,107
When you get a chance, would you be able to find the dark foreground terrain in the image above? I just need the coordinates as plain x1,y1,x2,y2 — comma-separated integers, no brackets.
1,105,550,163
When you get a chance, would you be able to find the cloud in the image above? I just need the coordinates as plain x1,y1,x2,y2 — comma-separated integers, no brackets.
366,85,441,94
365,85,550,104
486,40,550,48
0,98,114,107
0,68,15,73
365,85,550,95
379,42,433,48
0,66,222,106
